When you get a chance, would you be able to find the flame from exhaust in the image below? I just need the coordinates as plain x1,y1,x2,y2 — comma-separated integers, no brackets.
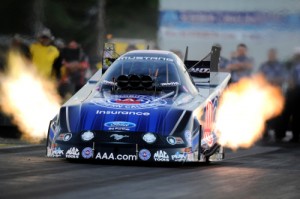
0,52,61,143
216,75,284,150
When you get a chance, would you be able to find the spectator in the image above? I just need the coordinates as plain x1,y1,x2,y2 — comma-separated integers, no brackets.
275,47,300,143
230,51,237,60
227,43,254,83
61,40,89,94
258,48,287,140
52,38,65,81
259,48,287,88
30,28,59,78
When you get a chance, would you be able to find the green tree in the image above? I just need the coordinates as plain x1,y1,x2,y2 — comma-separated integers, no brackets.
0,0,158,59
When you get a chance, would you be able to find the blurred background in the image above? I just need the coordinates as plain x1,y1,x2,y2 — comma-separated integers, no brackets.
160,0,300,64
0,0,158,66
0,0,300,68
1,0,300,142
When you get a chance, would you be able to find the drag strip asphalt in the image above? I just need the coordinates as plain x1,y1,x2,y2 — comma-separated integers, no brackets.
0,144,299,199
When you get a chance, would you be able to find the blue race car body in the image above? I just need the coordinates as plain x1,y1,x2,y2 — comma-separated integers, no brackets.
46,46,230,162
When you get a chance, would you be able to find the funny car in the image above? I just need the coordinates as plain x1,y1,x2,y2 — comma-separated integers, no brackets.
46,44,230,163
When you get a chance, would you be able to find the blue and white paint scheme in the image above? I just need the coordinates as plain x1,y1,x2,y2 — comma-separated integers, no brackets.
47,46,230,163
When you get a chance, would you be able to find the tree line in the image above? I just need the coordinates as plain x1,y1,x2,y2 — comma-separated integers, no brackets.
0,0,158,58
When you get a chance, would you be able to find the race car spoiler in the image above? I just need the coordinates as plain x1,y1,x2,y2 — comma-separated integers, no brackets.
184,45,220,84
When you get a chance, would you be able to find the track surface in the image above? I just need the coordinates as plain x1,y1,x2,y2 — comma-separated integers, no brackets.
0,144,299,199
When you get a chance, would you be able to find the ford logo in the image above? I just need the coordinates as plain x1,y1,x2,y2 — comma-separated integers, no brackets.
104,121,136,128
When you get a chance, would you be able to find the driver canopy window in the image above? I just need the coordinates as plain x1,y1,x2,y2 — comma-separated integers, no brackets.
105,60,180,85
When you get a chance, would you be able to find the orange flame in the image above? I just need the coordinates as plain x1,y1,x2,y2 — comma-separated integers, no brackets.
0,52,61,143
216,75,284,150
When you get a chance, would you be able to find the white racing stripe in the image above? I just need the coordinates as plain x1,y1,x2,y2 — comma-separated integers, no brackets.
66,107,71,132
170,110,186,135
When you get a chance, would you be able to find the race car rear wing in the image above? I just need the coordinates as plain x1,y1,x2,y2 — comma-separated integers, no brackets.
184,45,221,84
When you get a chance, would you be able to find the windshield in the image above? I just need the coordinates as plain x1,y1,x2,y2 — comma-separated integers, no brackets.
99,53,198,96
102,59,181,85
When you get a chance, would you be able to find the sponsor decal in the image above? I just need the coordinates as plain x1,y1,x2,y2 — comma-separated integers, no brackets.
184,147,192,153
63,133,72,141
187,153,194,161
139,149,151,161
166,136,176,145
142,133,156,144
185,130,192,146
103,80,116,86
92,95,167,109
82,147,93,159
56,133,72,141
96,110,150,116
166,136,184,145
118,56,174,62
56,134,65,141
116,98,141,104
95,152,137,161
154,150,169,162
189,68,210,73
81,131,94,141
203,101,214,146
104,121,136,131
171,152,187,162
175,137,184,144
66,147,80,159
110,134,129,141
160,82,180,87
49,147,64,158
